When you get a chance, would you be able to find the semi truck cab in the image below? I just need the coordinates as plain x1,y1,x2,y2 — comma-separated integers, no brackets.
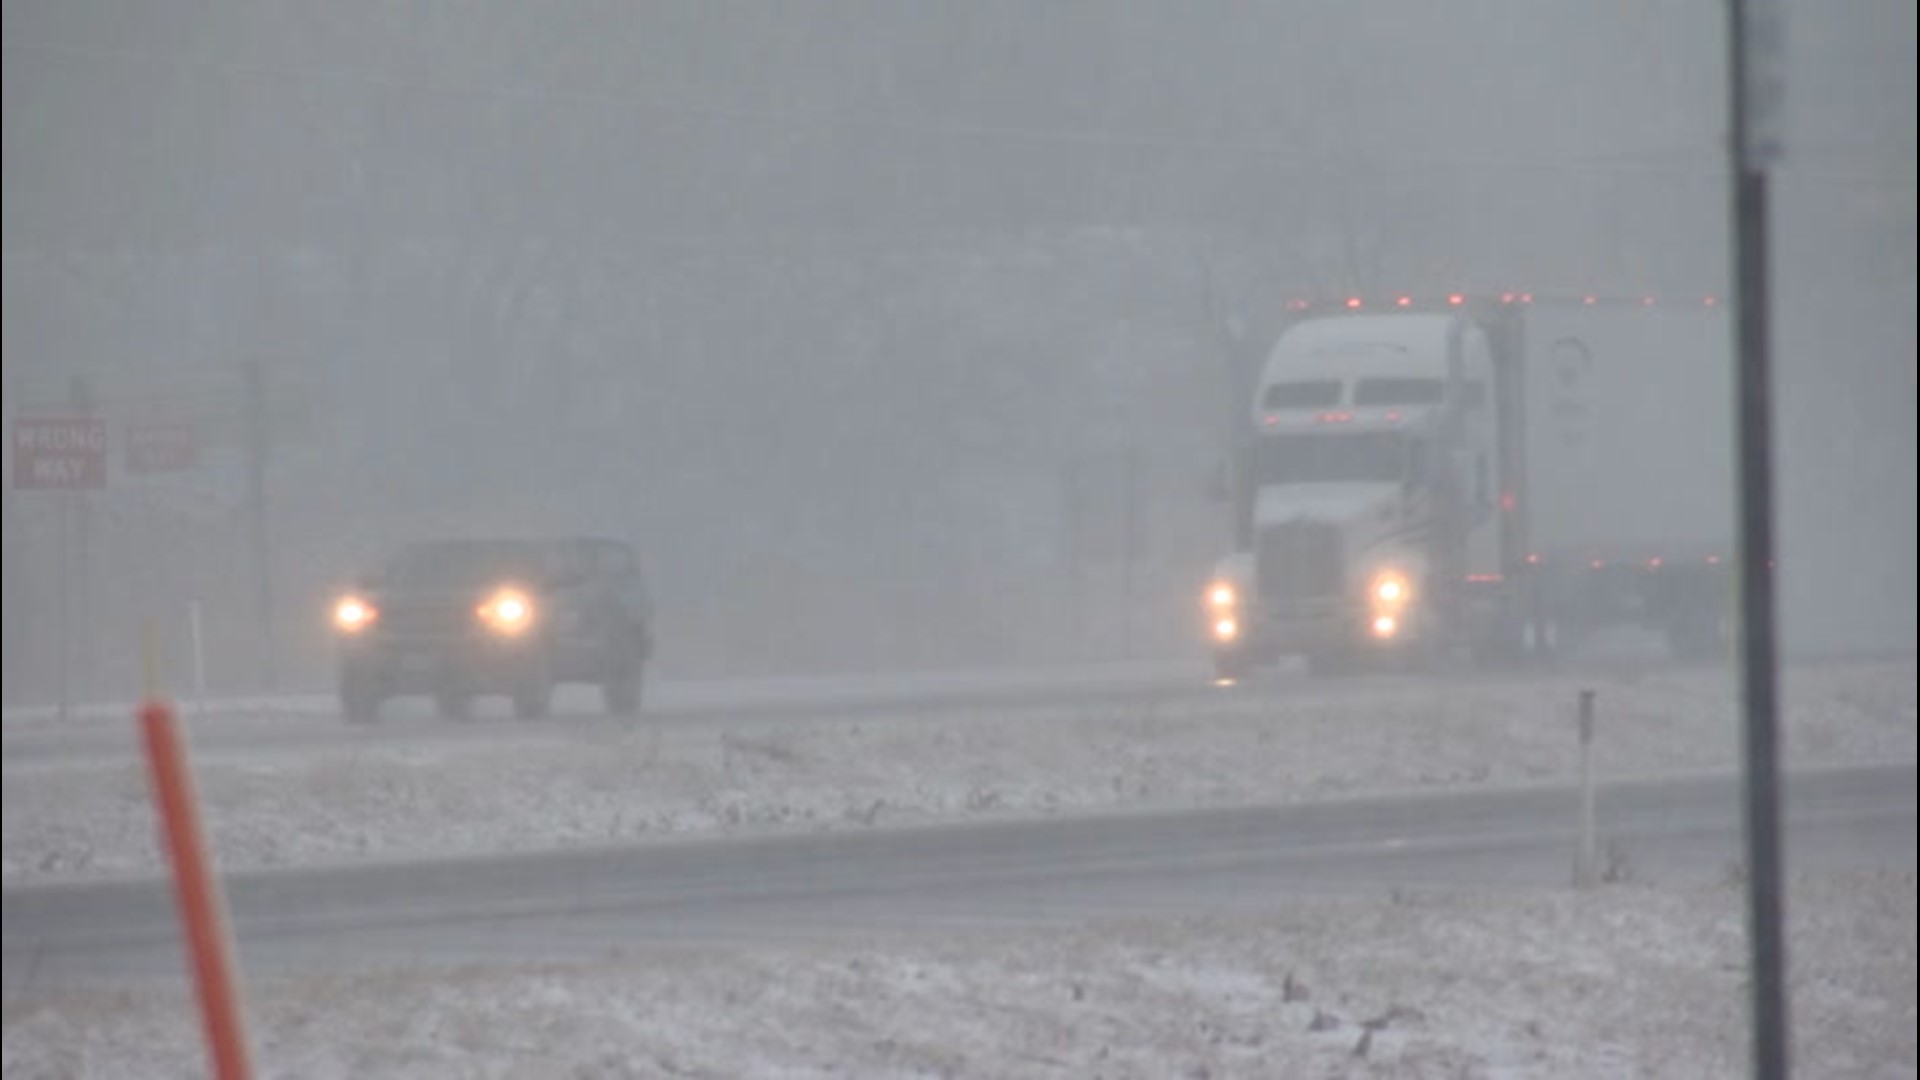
1209,312,1501,677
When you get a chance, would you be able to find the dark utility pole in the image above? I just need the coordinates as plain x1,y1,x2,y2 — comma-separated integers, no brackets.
1726,1,1789,1077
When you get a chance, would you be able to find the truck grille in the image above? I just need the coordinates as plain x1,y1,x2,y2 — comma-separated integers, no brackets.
1257,522,1344,605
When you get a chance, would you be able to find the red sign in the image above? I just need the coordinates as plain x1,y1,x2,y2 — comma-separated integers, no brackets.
126,419,200,475
13,416,107,490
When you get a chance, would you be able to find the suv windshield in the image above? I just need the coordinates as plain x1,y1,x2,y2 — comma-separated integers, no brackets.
379,540,551,588
1252,432,1416,485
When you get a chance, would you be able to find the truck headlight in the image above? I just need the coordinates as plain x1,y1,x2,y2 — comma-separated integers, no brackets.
477,587,537,636
332,595,378,635
1206,580,1241,642
1370,570,1412,607
1206,581,1237,610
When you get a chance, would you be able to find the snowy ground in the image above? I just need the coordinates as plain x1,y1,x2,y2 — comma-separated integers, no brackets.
4,659,1915,1077
5,871,1913,1078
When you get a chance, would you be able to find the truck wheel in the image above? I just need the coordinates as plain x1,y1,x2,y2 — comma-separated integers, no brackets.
1668,616,1727,664
512,679,553,720
1393,636,1446,676
1521,619,1565,664
1469,624,1524,669
1304,647,1358,678
1211,648,1250,682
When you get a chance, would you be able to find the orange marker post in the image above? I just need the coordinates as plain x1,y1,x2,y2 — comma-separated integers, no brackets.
140,698,255,1080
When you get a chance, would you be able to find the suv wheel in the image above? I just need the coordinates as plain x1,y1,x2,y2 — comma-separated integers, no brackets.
434,690,474,721
602,666,643,714
512,679,553,720
340,670,383,725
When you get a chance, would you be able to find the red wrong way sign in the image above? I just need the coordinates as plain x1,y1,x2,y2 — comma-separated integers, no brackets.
13,416,107,490
126,418,200,475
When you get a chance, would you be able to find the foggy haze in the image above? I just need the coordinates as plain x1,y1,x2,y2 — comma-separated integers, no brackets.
3,1,1913,701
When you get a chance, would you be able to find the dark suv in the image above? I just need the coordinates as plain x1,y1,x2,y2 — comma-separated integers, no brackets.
329,537,654,722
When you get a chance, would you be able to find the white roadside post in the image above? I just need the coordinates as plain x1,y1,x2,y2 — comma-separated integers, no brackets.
1574,689,1598,888
188,599,208,710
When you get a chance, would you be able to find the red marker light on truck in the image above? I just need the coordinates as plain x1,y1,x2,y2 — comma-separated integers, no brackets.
1447,294,1465,306
1345,297,1363,309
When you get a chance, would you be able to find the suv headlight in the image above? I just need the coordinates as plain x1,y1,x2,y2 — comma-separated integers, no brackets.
477,587,537,636
332,595,378,635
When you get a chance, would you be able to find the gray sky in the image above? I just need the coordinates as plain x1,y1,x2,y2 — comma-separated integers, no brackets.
3,1,1913,693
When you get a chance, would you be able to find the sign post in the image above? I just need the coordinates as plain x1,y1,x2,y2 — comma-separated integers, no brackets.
1729,2,1790,1076
14,413,105,717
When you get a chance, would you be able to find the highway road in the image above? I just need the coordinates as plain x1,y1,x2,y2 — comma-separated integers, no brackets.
7,762,1911,992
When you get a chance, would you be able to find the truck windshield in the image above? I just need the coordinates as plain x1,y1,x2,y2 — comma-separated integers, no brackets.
1261,380,1342,409
1353,377,1444,406
1252,432,1414,485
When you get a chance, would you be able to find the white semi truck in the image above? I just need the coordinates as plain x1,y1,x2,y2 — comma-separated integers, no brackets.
1205,294,1735,678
